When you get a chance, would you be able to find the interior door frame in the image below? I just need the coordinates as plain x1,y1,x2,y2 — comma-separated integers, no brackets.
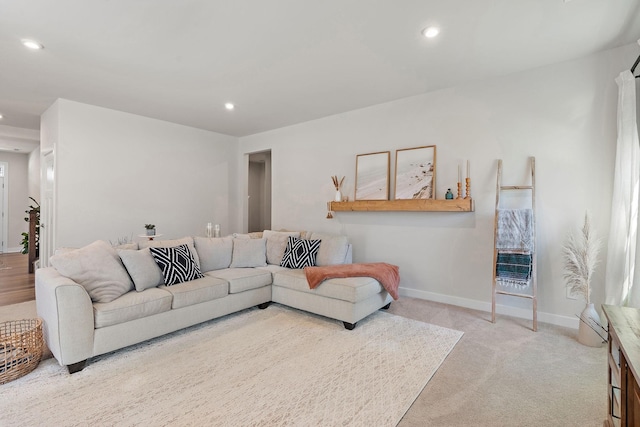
0,161,7,253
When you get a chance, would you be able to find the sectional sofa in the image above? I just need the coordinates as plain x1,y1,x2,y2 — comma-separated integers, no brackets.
35,230,394,373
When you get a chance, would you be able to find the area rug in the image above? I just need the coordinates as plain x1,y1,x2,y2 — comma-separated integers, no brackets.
0,304,463,426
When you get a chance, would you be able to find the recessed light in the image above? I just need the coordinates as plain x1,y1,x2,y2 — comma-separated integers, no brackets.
422,27,440,38
224,103,235,110
22,39,44,50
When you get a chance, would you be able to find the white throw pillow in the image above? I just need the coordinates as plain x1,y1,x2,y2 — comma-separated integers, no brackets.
193,236,233,272
308,232,349,266
263,230,301,265
50,240,134,303
118,248,165,291
229,238,267,268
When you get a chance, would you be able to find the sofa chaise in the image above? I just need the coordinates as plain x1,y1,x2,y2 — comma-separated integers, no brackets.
35,230,394,373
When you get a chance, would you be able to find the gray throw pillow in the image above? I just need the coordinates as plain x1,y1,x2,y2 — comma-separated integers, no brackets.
229,238,267,268
118,248,164,291
50,240,134,303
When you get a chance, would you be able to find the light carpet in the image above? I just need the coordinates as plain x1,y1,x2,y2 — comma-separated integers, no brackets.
0,304,462,426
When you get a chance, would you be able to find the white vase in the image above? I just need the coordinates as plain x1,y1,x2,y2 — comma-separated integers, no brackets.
578,303,604,347
334,190,342,202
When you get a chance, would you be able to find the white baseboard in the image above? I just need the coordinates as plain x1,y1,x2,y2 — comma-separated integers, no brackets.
399,286,579,330
3,247,22,254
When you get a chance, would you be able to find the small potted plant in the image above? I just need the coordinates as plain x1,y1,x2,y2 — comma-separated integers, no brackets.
144,224,156,236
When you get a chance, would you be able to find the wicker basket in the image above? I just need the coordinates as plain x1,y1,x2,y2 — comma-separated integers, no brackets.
0,318,43,384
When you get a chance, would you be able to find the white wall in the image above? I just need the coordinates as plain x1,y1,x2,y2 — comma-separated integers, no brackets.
0,152,29,252
237,43,640,327
41,99,237,249
27,149,40,200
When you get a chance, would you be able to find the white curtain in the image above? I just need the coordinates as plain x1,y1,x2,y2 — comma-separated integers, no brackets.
605,70,640,306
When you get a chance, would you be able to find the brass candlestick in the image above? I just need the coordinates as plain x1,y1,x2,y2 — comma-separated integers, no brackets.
456,182,462,199
464,178,471,199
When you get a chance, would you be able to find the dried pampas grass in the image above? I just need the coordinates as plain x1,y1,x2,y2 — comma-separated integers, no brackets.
563,212,601,304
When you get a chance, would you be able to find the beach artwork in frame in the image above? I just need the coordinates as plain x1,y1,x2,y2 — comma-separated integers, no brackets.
394,145,436,199
355,151,390,200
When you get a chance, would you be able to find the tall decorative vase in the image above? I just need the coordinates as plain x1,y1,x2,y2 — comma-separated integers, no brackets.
578,303,604,347
334,190,342,202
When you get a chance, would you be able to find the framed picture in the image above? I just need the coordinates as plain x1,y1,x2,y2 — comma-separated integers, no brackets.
355,151,390,200
394,145,436,199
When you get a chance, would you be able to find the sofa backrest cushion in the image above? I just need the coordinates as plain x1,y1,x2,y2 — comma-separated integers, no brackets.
262,230,301,265
308,232,350,266
50,240,134,303
114,242,138,250
139,237,201,268
230,238,267,268
193,236,233,272
118,247,165,291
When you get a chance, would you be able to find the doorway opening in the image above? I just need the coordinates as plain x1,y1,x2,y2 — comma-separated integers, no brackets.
247,151,271,233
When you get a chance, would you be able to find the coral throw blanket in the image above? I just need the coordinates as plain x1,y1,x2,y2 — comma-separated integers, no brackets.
304,262,400,300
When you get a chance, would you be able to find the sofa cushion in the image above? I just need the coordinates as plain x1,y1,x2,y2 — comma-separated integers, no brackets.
118,248,164,291
280,236,321,269
149,244,205,286
93,287,173,329
206,268,272,294
159,275,229,309
229,238,267,268
193,236,233,272
50,240,134,303
139,236,201,268
309,232,349,266
272,268,383,303
263,230,301,265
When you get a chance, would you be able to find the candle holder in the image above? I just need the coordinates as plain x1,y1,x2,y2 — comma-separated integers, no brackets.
456,182,463,199
464,178,471,199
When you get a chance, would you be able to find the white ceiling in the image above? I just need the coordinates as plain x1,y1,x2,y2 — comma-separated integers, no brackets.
1,0,639,140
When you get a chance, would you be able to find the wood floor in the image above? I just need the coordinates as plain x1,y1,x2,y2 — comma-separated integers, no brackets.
0,253,35,307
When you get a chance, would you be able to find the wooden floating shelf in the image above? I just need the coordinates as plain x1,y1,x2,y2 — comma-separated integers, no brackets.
328,198,474,212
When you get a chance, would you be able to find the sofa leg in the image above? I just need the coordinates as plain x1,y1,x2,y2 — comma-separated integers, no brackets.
343,321,357,330
381,303,391,310
257,302,271,310
67,360,87,374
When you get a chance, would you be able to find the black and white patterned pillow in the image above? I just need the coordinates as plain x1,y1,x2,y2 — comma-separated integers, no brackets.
149,244,204,286
280,236,321,269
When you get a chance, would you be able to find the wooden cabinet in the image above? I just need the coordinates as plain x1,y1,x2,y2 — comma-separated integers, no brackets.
603,305,640,427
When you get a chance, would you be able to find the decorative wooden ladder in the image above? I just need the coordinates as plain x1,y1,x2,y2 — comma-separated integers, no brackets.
491,157,537,331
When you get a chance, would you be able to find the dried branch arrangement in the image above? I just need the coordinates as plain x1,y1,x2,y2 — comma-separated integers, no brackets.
331,175,345,191
562,212,601,304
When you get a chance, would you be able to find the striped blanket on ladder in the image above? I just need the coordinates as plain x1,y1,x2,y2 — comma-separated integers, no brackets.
496,209,533,288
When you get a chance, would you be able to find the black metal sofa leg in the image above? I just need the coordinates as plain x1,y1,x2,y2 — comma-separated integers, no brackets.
343,322,357,330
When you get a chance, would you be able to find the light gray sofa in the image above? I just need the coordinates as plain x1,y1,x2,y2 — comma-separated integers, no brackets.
35,231,393,373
